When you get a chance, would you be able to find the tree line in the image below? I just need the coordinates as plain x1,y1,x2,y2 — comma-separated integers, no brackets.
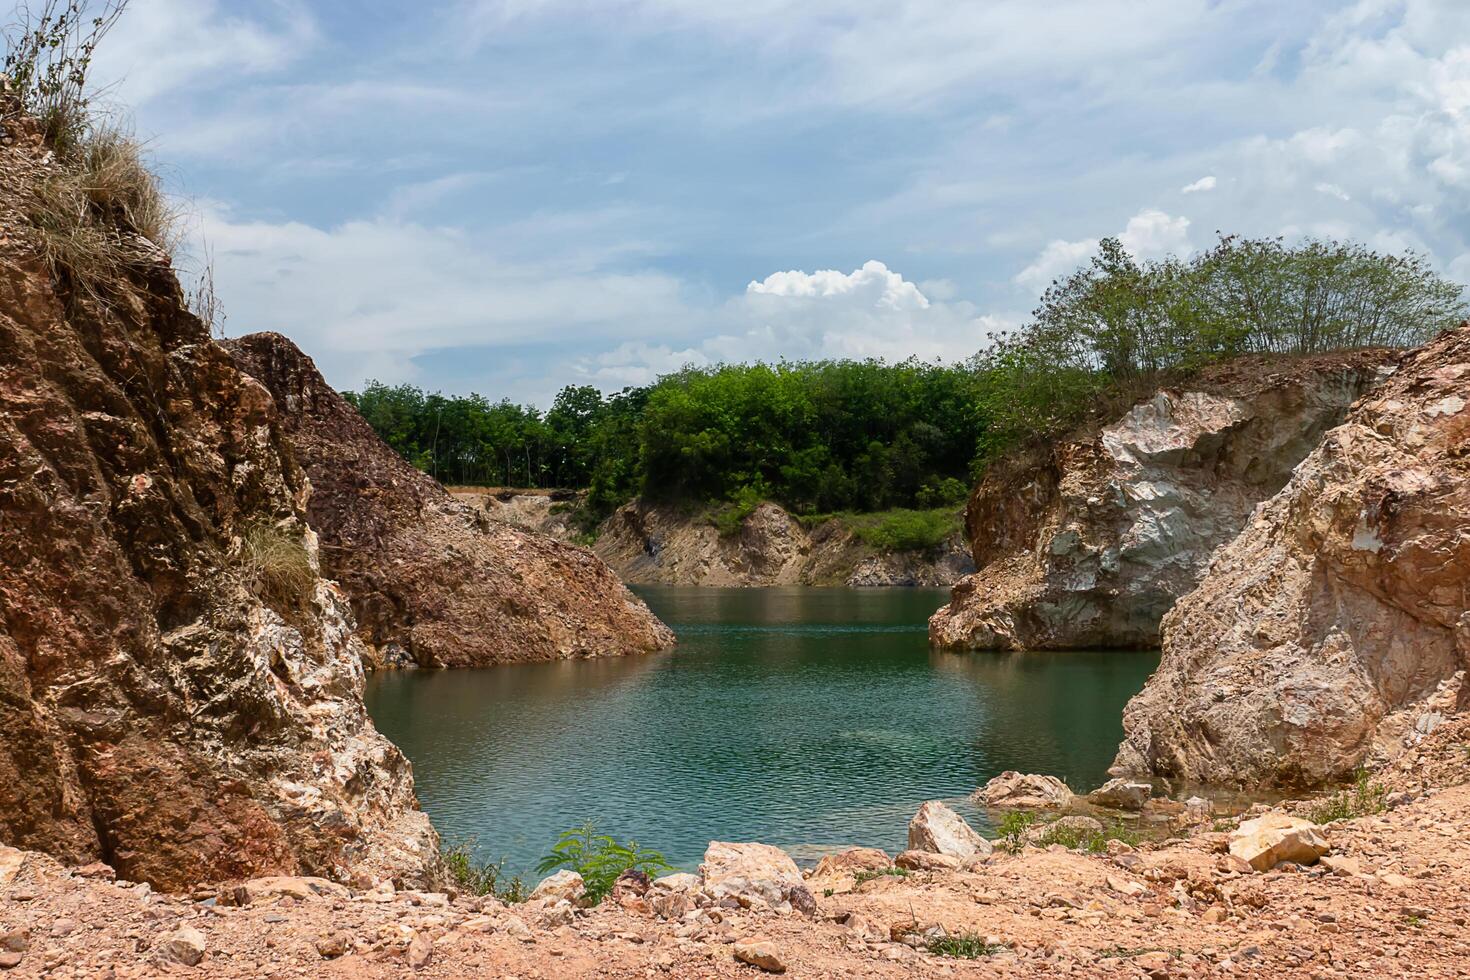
347,235,1466,523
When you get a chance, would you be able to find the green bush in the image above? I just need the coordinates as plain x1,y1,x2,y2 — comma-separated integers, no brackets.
927,933,1005,958
846,508,960,552
1308,768,1387,824
534,822,673,905
994,811,1037,855
440,839,528,904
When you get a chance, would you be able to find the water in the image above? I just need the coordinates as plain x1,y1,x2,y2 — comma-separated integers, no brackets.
365,586,1158,874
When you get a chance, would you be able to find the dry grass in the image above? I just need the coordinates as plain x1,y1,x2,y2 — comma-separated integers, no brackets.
26,122,178,303
242,521,316,608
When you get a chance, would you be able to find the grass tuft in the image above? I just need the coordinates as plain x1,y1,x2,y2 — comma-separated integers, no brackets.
1308,768,1387,825
441,839,528,904
852,867,910,887
242,521,315,607
926,933,1005,958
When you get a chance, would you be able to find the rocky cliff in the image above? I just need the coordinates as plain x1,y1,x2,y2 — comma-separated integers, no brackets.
0,124,435,889
225,333,675,668
929,351,1392,650
1113,324,1470,787
593,500,974,587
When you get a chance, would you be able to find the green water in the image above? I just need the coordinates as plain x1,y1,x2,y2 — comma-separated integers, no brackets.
365,586,1158,874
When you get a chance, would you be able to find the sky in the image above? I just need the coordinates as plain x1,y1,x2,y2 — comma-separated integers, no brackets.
77,0,1470,404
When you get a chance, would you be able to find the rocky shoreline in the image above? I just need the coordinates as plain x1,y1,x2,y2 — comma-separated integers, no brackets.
3,717,1467,978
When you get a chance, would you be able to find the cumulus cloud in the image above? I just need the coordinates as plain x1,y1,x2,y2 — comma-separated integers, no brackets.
1013,209,1192,295
1181,175,1217,193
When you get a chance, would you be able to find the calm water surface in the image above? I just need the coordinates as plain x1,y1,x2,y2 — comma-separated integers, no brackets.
366,586,1158,873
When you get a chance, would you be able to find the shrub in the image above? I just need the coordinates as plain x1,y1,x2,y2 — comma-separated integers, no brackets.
441,839,528,904
852,867,909,887
927,933,1005,958
534,822,673,905
4,0,131,156
708,484,764,537
242,521,315,607
1036,818,1141,854
1308,768,1388,825
994,811,1037,855
845,507,960,553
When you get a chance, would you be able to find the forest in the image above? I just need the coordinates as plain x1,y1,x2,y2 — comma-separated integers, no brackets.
347,235,1466,526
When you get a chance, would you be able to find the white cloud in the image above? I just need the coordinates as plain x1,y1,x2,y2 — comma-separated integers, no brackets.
1314,182,1352,201
1013,209,1192,294
746,260,929,311
1181,175,1217,193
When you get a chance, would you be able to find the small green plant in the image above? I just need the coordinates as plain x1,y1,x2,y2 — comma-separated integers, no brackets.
822,887,834,898
4,0,131,154
1308,768,1388,824
994,811,1037,855
242,520,315,607
440,839,528,904
852,867,910,887
535,821,673,904
1404,913,1425,928
926,933,1005,958
709,484,765,537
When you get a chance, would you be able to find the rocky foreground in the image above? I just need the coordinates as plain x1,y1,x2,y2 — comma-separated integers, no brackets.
4,720,1469,979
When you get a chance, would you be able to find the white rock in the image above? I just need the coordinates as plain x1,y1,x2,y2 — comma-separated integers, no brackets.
907,800,993,859
1087,778,1152,810
973,772,1074,809
529,869,586,905
1228,813,1330,872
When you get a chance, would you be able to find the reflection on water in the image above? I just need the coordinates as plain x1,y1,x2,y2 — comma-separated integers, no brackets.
366,586,1158,873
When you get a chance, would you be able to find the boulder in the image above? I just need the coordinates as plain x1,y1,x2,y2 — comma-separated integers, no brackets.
975,771,1074,809
1227,813,1330,872
907,801,993,859
734,938,787,973
1114,325,1470,786
810,847,892,878
930,351,1390,650
1087,778,1152,811
529,869,586,905
699,842,814,916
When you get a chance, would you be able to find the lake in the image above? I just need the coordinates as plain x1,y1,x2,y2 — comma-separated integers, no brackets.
365,586,1158,875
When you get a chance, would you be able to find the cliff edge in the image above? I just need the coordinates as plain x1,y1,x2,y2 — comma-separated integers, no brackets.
225,332,676,668
929,351,1392,650
1114,323,1470,787
0,111,435,889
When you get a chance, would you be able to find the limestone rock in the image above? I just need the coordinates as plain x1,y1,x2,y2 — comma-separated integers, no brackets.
811,847,892,878
0,140,436,891
1227,814,1330,872
156,926,207,967
699,842,814,916
733,938,787,973
529,869,586,905
930,352,1390,650
406,930,433,970
1115,324,1470,786
1088,778,1152,811
907,801,993,859
225,333,674,668
594,499,973,588
975,771,1074,809
224,876,351,906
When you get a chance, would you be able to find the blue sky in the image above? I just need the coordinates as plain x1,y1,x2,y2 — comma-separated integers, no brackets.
89,0,1470,403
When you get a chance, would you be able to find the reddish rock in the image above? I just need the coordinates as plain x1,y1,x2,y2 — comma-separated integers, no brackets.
0,112,435,890
225,332,674,668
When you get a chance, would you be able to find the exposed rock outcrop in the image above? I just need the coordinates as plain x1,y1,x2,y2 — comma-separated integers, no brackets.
225,333,675,668
1114,325,1470,786
451,488,583,542
929,351,1393,650
974,772,1074,809
0,128,435,889
595,500,973,587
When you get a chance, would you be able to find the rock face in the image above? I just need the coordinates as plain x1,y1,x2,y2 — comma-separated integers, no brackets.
1114,325,1470,786
929,352,1392,650
225,333,674,668
451,489,583,542
595,499,973,587
0,130,436,889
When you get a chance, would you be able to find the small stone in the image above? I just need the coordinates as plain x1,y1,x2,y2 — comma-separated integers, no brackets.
1320,855,1361,877
50,919,77,938
1202,906,1228,923
0,953,19,971
316,934,349,959
155,926,207,967
1106,875,1148,898
504,916,534,942
894,849,961,871
733,938,786,973
406,931,433,970
0,933,27,954
529,869,586,906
